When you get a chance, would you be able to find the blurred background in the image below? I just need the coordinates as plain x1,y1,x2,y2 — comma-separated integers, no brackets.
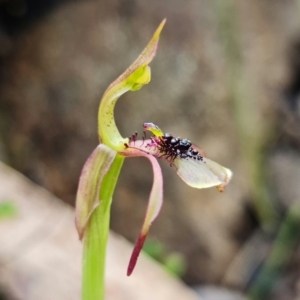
1,0,300,299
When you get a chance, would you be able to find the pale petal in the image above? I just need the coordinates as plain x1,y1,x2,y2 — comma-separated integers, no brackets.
126,137,231,191
120,148,163,275
98,20,166,150
75,144,116,240
173,156,232,191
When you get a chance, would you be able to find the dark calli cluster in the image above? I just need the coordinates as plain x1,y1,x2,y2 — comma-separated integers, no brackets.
156,133,203,162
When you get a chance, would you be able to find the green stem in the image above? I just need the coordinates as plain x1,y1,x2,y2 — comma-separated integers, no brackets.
82,154,124,300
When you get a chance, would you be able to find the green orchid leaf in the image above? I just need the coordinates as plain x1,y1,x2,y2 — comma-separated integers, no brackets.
98,19,166,150
120,147,163,276
75,144,116,240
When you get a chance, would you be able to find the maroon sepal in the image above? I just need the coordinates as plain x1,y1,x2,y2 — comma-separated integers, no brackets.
127,233,147,276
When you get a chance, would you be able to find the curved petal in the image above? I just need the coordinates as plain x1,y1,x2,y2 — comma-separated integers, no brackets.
75,144,116,240
120,148,163,276
173,155,232,192
98,20,166,150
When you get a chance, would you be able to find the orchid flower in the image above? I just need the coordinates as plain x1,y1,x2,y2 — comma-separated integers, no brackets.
75,19,232,300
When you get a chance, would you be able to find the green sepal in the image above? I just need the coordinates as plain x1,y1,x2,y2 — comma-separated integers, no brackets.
98,20,166,151
75,144,116,240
